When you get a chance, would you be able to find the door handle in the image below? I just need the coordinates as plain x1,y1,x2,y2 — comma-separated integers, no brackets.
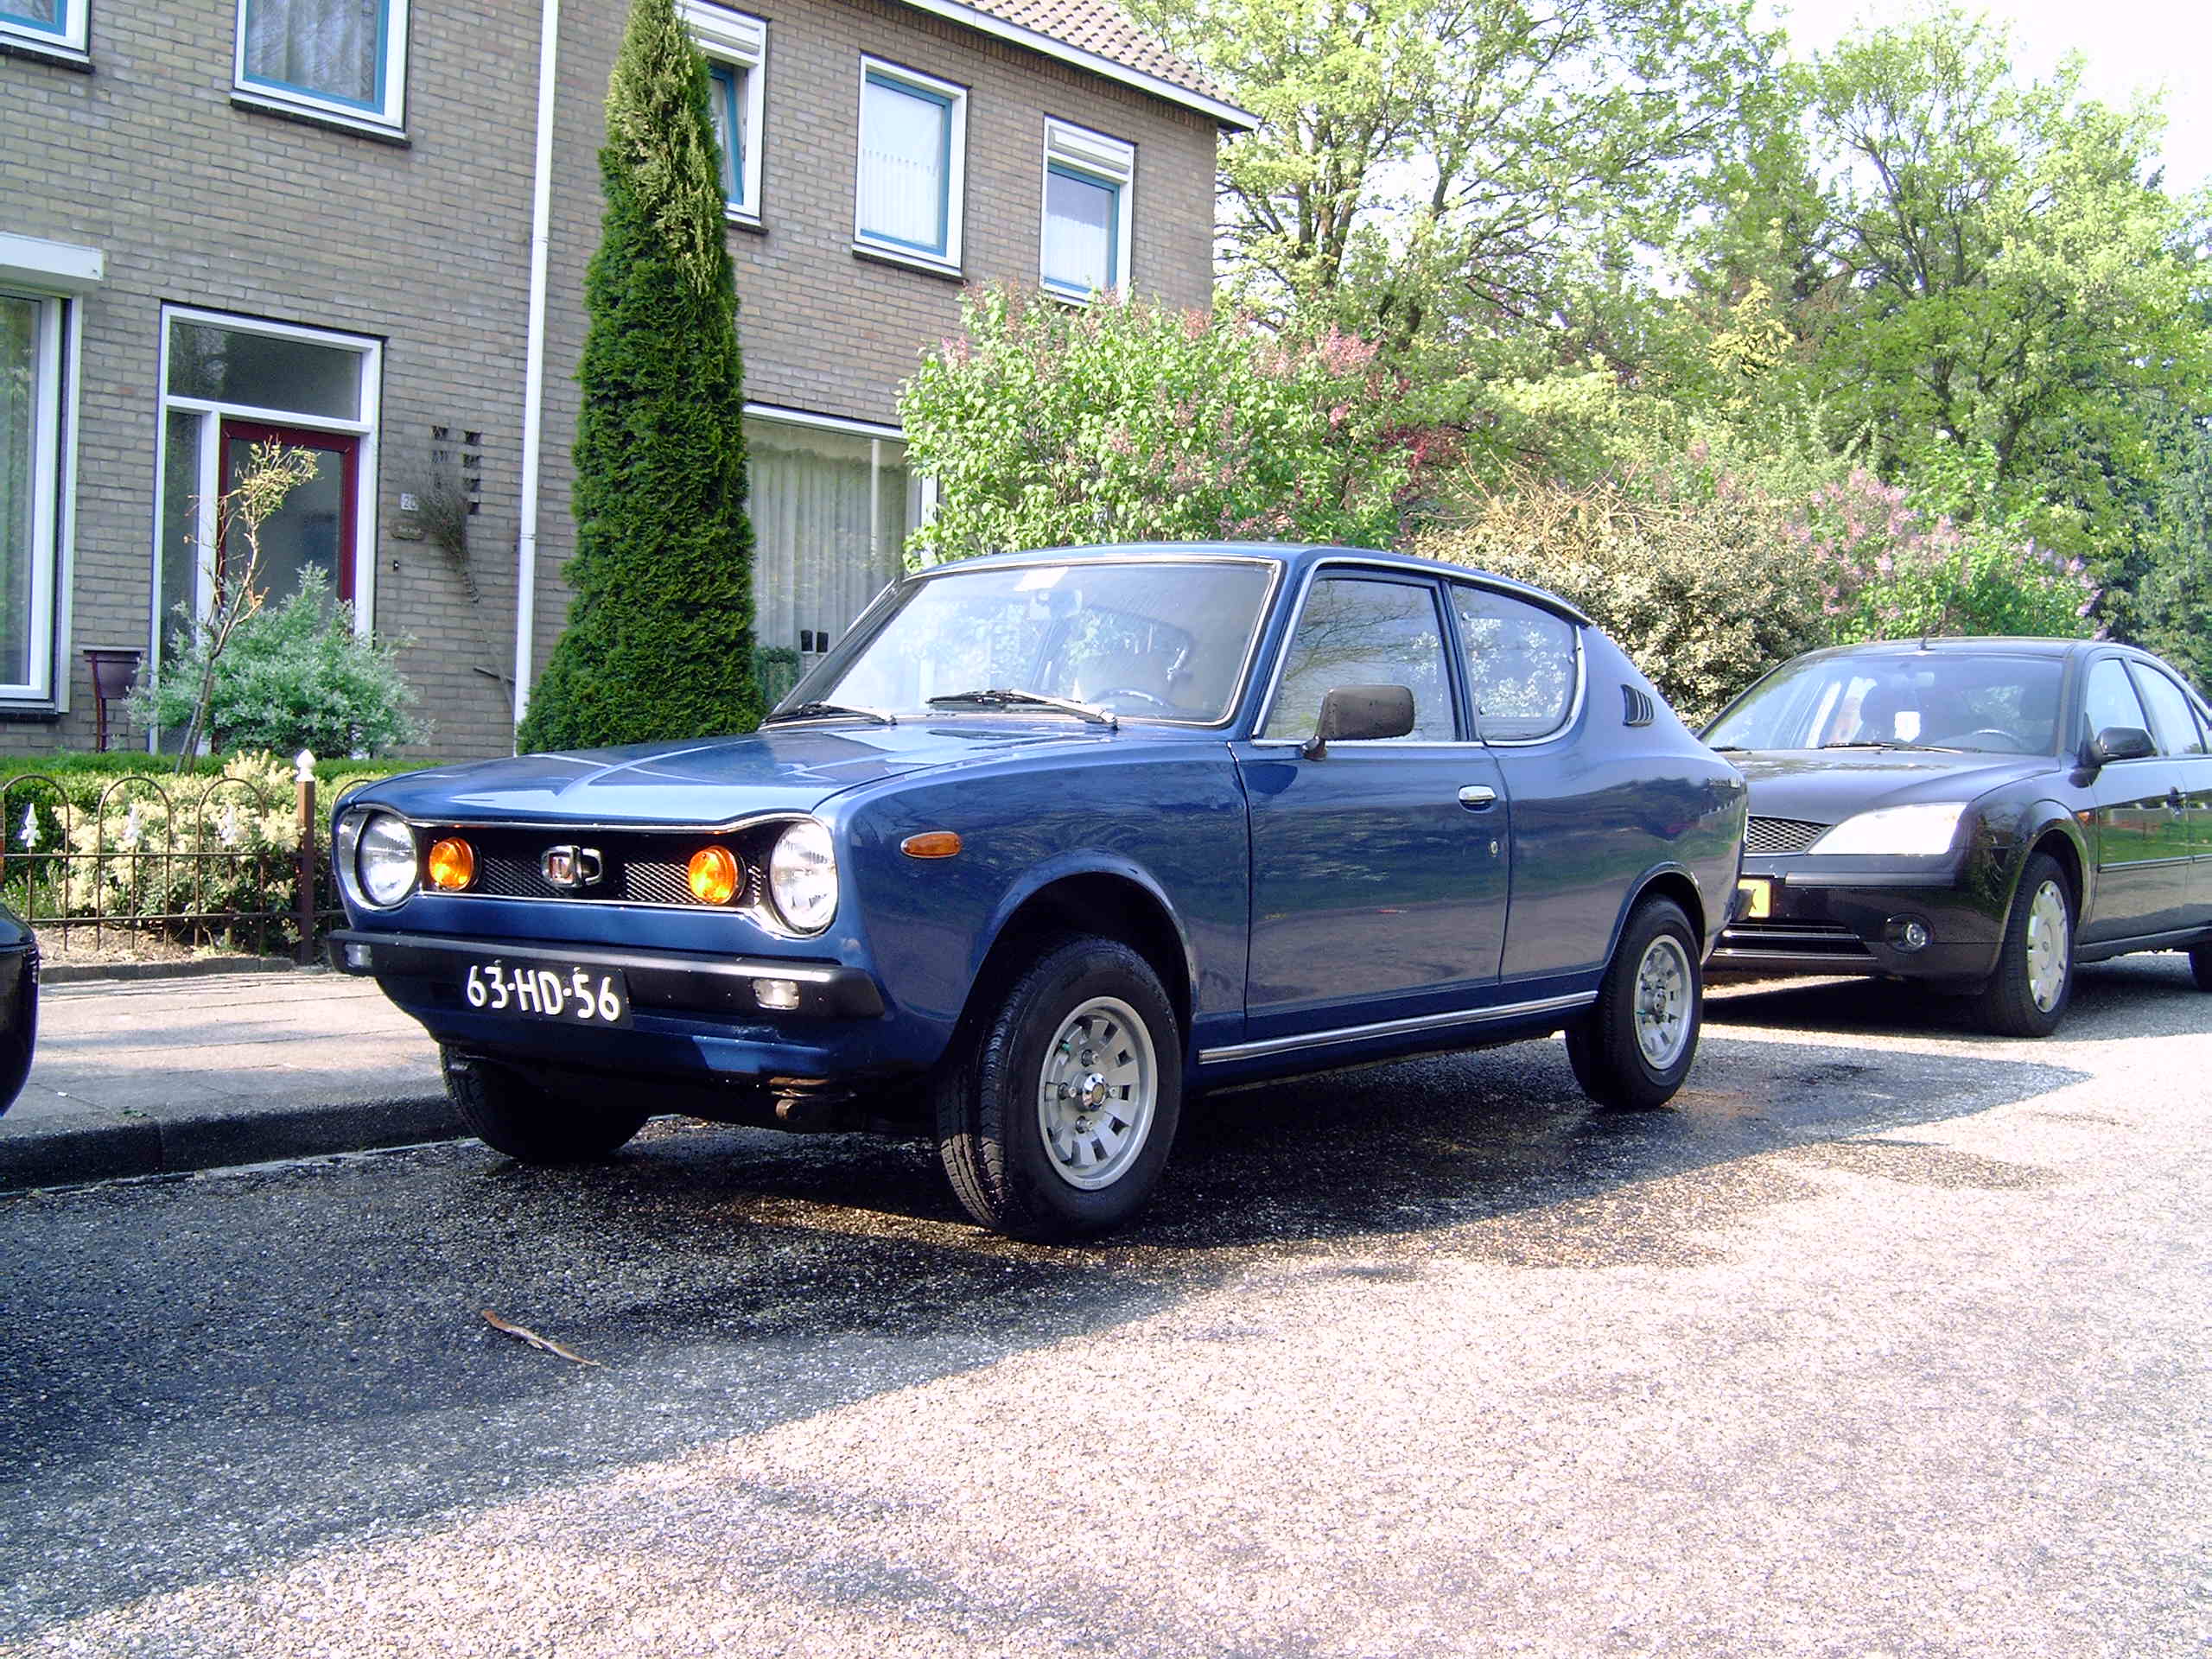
1457,785,1497,809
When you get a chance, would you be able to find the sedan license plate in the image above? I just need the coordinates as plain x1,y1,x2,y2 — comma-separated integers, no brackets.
463,958,632,1027
1736,877,1773,921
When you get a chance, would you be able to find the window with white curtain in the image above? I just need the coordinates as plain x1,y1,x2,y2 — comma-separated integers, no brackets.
855,58,966,269
235,0,408,128
1,0,86,58
681,1,767,223
0,290,65,701
1040,119,1135,300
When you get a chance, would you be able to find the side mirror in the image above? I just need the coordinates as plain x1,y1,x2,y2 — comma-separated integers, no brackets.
1302,683,1416,759
2086,725,2156,766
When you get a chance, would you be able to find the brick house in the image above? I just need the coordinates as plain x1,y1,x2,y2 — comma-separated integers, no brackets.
0,0,1247,759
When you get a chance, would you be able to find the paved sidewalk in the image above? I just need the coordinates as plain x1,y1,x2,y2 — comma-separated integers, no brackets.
0,969,453,1191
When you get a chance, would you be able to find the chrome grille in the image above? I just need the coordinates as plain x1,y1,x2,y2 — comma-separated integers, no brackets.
473,850,565,900
1745,817,1828,855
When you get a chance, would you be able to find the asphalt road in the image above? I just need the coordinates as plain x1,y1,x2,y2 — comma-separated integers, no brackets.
2,957,2207,1656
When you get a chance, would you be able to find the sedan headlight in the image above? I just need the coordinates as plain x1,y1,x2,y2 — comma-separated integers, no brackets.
349,811,420,908
1806,803,1968,857
766,819,837,935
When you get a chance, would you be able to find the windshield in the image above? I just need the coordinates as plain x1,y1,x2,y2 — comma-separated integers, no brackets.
1706,653,2068,755
787,559,1277,724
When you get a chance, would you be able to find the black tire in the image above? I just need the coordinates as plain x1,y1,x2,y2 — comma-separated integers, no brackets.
931,934,1182,1242
2189,943,2211,993
1974,852,2075,1038
442,1048,650,1162
1566,895,1702,1110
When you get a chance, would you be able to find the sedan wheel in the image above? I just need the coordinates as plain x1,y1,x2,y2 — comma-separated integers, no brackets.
1974,852,2075,1038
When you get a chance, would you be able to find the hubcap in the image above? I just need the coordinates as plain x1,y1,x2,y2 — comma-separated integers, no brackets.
1037,996,1156,1191
2024,879,2070,1012
1633,935,1694,1070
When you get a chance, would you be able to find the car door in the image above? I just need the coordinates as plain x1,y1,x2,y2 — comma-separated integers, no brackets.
2078,657,2190,942
1234,569,1510,1044
2126,660,2212,925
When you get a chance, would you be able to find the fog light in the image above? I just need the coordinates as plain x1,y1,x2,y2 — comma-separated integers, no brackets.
753,977,802,1011
1888,917,1931,952
688,846,741,905
345,943,373,969
427,837,476,891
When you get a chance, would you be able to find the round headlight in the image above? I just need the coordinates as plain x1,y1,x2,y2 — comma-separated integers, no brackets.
355,812,419,908
766,819,837,935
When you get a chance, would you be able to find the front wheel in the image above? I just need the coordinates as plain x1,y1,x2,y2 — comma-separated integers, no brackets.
442,1048,650,1163
1566,896,1702,1110
1974,853,2075,1037
932,935,1182,1242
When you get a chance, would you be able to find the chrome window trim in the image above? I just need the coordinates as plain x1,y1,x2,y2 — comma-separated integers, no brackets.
1198,990,1595,1065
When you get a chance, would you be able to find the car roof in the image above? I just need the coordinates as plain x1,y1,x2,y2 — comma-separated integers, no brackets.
1785,636,2101,664
918,541,1593,626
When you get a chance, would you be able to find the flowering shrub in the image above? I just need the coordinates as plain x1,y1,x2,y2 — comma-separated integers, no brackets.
900,284,1451,562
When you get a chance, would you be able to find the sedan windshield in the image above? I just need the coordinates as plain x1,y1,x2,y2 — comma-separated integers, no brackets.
789,560,1276,724
1706,653,2068,755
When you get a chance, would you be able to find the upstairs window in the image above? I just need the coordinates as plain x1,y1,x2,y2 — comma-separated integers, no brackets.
681,1,766,223
1040,119,1135,300
1,0,86,59
855,58,966,270
235,0,408,130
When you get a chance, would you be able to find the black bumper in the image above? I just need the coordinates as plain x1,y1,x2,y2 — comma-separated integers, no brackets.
327,928,887,1021
1711,868,2005,982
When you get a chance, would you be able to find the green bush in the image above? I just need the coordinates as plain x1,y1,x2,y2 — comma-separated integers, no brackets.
516,0,759,751
900,285,1450,563
132,569,422,759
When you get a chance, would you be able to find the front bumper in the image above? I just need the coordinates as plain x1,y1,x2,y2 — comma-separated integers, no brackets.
1710,861,2005,982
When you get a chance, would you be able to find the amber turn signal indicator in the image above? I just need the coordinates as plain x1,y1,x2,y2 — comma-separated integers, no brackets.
426,837,476,891
899,830,963,859
687,845,741,905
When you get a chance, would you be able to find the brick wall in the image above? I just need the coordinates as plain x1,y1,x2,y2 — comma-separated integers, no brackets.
1,0,1223,762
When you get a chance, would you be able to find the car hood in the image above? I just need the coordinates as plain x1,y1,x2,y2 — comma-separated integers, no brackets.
353,721,1128,825
1727,748,2056,823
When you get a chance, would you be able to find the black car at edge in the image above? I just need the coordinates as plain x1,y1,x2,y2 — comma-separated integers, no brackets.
1702,637,2212,1035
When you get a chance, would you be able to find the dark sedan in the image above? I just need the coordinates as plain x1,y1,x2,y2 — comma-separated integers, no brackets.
1704,637,2212,1034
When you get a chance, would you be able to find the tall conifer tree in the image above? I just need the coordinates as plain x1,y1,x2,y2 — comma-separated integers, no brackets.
517,0,758,750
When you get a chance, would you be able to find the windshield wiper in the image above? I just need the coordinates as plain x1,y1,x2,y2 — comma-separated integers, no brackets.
761,701,898,727
1818,740,1959,753
925,688,1116,728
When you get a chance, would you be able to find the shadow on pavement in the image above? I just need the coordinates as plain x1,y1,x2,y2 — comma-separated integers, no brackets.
0,1019,2088,1636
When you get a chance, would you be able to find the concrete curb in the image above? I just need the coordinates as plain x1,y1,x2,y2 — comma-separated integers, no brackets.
0,1092,461,1192
41,956,304,987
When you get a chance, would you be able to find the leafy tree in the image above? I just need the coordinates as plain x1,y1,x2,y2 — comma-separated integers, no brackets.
517,0,759,751
900,285,1448,560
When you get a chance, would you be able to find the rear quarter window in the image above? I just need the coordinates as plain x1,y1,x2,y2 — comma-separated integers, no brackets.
1450,586,1579,741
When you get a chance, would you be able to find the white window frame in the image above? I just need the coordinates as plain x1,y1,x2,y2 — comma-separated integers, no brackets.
853,55,967,275
681,1,766,226
232,0,410,134
1039,118,1135,302
0,0,87,60
151,307,383,681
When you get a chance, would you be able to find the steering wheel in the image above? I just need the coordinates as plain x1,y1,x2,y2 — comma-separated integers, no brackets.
1092,687,1167,709
1961,728,2030,753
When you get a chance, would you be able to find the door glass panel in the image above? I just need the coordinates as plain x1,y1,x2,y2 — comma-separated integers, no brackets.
1263,576,1453,741
2130,666,2207,755
2082,659,2148,746
158,408,204,651
223,430,350,605
0,296,38,688
168,322,360,419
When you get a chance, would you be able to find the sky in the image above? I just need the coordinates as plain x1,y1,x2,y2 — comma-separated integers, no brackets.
1768,0,2212,194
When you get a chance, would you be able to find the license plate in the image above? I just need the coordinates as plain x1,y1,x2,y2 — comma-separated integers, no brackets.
462,958,632,1027
1736,877,1773,921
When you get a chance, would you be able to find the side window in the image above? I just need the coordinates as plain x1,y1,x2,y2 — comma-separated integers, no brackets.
2082,658,2149,747
1448,585,1579,741
2128,664,2208,756
855,59,968,270
1041,120,1135,300
235,0,410,129
1262,576,1455,742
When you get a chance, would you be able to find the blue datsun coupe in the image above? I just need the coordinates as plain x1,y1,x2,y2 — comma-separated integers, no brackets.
332,543,1745,1239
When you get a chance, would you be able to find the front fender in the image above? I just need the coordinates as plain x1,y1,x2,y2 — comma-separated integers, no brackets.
971,850,1202,995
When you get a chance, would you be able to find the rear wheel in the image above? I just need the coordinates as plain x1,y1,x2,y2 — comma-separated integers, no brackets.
1974,853,2075,1037
441,1048,650,1163
932,934,1181,1242
1566,896,1701,1110
2190,943,2212,992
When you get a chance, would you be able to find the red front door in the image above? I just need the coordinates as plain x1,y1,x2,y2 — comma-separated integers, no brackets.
217,420,361,606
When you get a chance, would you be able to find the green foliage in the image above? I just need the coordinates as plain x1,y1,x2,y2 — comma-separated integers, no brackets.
517,0,759,752
134,569,421,758
901,286,1446,560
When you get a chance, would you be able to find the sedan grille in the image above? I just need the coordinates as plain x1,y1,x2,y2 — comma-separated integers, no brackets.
1745,817,1829,855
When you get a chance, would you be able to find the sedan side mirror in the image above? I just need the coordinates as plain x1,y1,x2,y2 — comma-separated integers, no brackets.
2086,725,2156,767
1302,683,1416,760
